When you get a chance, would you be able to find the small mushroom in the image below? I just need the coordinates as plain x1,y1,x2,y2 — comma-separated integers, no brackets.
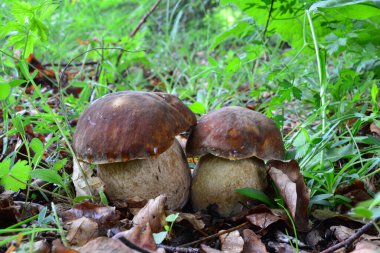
186,106,285,216
73,91,196,209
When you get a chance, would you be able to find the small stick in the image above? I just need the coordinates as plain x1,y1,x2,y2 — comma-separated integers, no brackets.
321,217,380,253
116,0,161,67
179,222,249,247
158,244,200,253
129,0,161,38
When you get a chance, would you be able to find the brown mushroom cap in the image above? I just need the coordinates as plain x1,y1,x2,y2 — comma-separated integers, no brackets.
186,106,285,160
73,91,196,164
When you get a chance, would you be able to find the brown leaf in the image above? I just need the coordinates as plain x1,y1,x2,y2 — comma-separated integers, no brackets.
220,230,244,253
0,191,20,228
77,237,132,253
112,224,165,253
52,239,79,253
65,217,98,246
352,240,380,253
200,244,222,253
168,211,205,230
246,210,285,231
267,160,310,231
370,123,380,138
132,195,167,233
61,201,120,230
242,229,268,253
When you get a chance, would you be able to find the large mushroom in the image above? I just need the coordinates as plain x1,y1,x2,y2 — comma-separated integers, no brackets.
73,91,196,209
186,106,285,217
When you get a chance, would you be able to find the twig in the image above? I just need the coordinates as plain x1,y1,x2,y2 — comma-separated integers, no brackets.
115,0,161,67
262,0,275,40
158,244,200,253
321,217,380,253
129,0,161,38
43,61,98,67
179,222,249,247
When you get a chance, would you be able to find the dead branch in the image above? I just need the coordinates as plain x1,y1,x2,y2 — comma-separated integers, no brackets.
321,217,380,253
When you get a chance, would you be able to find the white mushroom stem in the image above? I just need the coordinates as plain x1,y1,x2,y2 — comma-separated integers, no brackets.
191,154,267,217
97,139,191,210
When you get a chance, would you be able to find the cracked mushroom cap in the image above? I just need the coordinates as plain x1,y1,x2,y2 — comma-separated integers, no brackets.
186,106,285,160
73,91,196,164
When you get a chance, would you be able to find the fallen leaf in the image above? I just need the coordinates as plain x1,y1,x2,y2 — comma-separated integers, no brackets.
167,211,205,230
370,123,380,138
52,239,79,253
77,237,131,253
0,191,20,228
32,240,51,253
352,240,380,253
72,160,104,197
201,244,222,253
220,230,244,253
112,224,165,253
65,217,98,246
330,225,378,243
62,201,120,232
132,195,167,233
246,211,285,229
242,229,268,253
267,160,310,231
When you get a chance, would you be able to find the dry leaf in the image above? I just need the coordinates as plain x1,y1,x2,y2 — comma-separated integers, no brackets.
77,237,132,253
52,240,79,253
167,211,205,230
246,211,284,231
32,240,51,253
201,244,222,253
132,195,167,233
370,123,380,138
352,240,380,253
267,160,310,231
112,224,165,253
220,230,244,253
65,217,98,246
62,201,119,226
0,191,20,228
242,229,268,253
72,160,104,197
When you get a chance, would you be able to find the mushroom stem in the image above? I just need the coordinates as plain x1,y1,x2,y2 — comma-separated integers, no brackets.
97,140,191,210
191,154,267,217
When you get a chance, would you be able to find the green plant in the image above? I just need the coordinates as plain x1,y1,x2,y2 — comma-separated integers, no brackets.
153,213,180,244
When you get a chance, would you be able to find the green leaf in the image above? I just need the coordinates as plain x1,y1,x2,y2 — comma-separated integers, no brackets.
30,138,44,157
0,83,11,100
166,213,179,223
29,169,64,188
1,160,31,192
235,188,276,208
53,158,68,171
351,206,373,218
225,57,240,73
30,138,44,165
9,79,27,87
310,1,380,20
0,159,11,178
153,231,167,244
189,102,206,114
371,83,379,109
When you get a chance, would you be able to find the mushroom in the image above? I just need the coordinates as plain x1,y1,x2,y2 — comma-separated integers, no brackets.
73,91,196,209
186,106,285,216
